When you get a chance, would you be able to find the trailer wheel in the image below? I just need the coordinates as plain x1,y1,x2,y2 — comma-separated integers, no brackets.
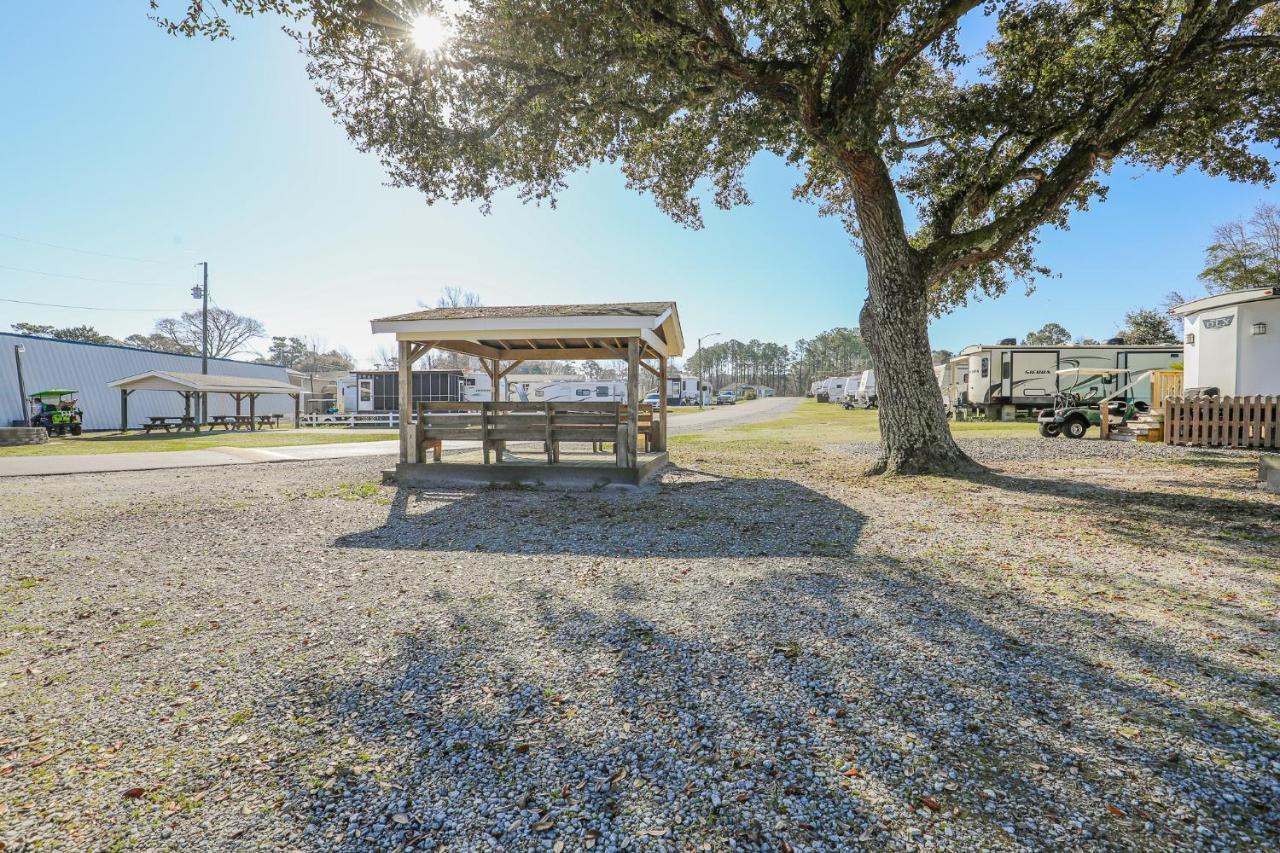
1038,422,1062,438
1062,416,1089,439
70,424,82,436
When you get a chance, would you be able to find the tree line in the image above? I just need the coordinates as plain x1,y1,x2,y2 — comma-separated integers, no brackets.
11,310,353,374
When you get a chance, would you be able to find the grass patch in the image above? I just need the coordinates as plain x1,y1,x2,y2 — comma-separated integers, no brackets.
0,427,397,457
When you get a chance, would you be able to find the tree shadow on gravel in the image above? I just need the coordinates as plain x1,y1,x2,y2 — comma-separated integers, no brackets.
275,475,1277,850
333,474,865,558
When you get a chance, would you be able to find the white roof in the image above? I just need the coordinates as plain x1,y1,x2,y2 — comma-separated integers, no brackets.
109,370,304,395
1170,286,1278,316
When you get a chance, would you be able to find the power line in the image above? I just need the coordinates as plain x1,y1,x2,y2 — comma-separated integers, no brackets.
0,297,176,312
0,262,179,288
0,231,179,266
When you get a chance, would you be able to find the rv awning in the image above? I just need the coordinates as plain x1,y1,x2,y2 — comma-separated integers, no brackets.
1056,368,1136,376
370,302,684,361
109,371,305,395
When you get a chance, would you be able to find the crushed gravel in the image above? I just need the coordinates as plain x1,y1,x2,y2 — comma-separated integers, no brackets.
1,436,1276,851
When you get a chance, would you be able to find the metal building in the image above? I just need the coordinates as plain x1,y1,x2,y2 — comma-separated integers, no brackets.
2,333,297,431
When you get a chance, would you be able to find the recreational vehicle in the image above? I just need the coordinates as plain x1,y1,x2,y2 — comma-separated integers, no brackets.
808,381,824,399
530,380,628,403
855,369,877,407
960,342,1182,417
818,376,848,402
840,374,862,409
506,373,583,401
1171,286,1280,396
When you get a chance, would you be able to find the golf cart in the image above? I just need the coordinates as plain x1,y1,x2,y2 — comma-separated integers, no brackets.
28,390,84,436
1036,369,1150,439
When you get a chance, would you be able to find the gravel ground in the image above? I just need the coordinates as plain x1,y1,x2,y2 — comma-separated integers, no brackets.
1,435,1276,851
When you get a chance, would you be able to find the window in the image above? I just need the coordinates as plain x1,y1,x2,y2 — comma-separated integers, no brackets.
575,389,592,397
595,386,610,397
980,357,989,378
1186,333,1195,345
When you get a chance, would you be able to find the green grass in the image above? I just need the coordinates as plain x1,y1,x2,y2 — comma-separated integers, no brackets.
672,401,1036,449
0,427,397,457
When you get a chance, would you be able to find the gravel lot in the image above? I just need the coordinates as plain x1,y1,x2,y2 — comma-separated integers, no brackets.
2,434,1276,851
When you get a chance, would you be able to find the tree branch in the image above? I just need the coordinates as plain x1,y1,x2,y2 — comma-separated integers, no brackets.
870,0,983,96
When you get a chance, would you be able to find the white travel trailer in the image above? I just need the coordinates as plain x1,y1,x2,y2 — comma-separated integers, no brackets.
855,369,877,407
960,341,1182,416
530,380,628,403
808,380,824,398
460,368,494,402
840,374,862,407
818,376,848,402
1171,286,1280,396
506,373,584,401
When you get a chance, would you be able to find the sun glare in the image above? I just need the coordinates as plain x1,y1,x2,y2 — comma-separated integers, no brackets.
411,13,450,53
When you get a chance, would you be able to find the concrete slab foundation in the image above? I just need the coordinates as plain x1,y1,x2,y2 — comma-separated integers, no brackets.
1259,455,1280,495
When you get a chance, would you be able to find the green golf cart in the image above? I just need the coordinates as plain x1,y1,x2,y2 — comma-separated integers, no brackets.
28,390,84,436
1036,369,1150,439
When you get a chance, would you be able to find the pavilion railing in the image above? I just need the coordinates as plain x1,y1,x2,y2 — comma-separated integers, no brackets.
414,401,657,466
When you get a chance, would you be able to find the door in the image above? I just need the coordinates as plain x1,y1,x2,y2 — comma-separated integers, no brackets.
1000,351,1013,400
356,378,374,412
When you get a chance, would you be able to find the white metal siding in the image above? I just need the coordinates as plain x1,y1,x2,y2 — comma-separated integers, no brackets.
1,334,294,431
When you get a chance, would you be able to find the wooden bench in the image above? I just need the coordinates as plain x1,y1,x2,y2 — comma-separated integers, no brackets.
592,404,658,453
415,401,632,465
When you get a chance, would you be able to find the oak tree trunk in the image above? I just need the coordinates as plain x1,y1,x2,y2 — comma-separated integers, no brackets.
846,153,981,476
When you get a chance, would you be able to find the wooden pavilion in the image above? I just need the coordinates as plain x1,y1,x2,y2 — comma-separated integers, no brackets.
109,370,304,431
370,302,684,486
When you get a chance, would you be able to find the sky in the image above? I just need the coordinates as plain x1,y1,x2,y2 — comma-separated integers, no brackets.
1,3,1274,368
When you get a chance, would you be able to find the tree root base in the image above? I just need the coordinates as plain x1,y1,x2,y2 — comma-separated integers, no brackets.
866,444,986,477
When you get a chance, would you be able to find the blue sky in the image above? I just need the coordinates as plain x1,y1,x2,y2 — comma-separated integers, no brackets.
1,3,1273,366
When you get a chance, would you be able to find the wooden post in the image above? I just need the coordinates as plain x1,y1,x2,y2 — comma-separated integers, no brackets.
293,393,300,429
249,393,257,430
119,389,130,433
488,359,504,462
234,393,243,417
657,354,668,451
183,392,191,419
398,340,417,464
626,338,640,468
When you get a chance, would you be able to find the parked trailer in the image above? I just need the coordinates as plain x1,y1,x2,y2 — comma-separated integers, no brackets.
839,374,862,409
854,369,877,408
530,380,628,403
818,376,848,403
960,343,1182,417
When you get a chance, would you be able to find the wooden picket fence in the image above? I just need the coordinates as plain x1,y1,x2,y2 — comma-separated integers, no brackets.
1164,395,1279,448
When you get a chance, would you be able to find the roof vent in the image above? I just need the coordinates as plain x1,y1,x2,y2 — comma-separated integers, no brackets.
1106,337,1126,345
999,337,1017,346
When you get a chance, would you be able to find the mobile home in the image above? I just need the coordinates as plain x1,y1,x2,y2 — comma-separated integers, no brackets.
960,342,1182,415
1171,286,1280,396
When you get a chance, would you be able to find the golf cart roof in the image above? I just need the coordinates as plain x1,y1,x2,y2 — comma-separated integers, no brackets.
1055,368,1135,376
30,389,78,397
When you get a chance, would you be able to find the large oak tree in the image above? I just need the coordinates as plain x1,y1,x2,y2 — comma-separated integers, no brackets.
163,0,1280,472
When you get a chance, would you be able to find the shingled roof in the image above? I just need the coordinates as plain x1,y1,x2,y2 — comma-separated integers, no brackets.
374,302,675,323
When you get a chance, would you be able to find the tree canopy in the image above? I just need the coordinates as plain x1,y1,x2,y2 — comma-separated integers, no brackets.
1119,307,1179,344
1199,202,1280,293
1022,322,1072,346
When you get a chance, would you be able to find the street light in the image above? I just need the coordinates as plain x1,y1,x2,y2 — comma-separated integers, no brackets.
696,332,720,409
13,345,27,426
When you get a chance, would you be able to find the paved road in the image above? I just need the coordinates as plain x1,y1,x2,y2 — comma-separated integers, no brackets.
0,398,802,477
666,395,801,435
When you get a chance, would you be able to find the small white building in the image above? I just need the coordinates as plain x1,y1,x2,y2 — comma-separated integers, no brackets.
1172,286,1280,396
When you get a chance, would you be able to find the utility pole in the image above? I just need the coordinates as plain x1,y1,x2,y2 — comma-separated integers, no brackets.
696,332,720,409
13,345,27,425
193,262,209,422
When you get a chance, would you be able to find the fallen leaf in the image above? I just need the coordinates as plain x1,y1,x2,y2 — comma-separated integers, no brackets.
123,787,146,799
392,813,409,825
532,820,555,832
920,795,941,812
842,767,862,777
1106,804,1126,818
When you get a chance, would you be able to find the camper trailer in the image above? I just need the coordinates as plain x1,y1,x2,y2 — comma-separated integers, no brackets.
808,381,824,399
1172,286,1280,396
530,380,628,403
840,374,862,409
960,341,1182,417
818,376,847,402
855,369,877,407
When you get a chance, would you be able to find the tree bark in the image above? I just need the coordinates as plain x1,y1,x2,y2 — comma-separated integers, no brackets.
846,152,981,476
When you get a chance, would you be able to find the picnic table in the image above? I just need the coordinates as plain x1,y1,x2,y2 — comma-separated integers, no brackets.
142,416,199,434
257,414,283,429
208,415,255,431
